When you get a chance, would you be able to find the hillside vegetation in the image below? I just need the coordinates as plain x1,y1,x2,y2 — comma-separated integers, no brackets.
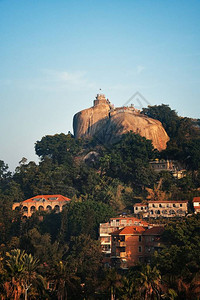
0,104,200,299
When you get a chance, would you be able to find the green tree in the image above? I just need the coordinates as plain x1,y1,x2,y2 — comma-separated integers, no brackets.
142,104,179,138
138,265,162,300
3,249,46,300
35,133,81,164
100,132,156,191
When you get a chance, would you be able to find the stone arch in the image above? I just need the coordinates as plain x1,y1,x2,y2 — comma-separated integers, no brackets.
46,205,52,212
23,206,28,212
38,205,44,211
15,206,20,211
54,205,60,212
30,206,36,213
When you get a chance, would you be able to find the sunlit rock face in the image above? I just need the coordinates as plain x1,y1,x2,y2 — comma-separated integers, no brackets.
73,94,169,151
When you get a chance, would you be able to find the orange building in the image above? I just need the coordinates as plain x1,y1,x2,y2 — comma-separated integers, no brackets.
12,194,71,217
193,197,200,214
99,217,149,256
110,225,164,269
143,226,165,263
111,226,146,269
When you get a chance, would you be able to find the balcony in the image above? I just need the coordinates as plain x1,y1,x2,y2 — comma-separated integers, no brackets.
115,241,126,247
120,252,126,258
119,241,126,247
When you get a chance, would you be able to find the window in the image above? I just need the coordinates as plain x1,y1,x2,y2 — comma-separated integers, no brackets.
138,246,142,253
120,236,125,242
180,204,182,207
30,206,36,212
104,237,110,243
46,205,52,212
23,206,28,212
159,204,162,208
48,197,58,201
139,257,143,263
139,236,142,242
141,207,143,210
54,205,60,212
173,204,176,207
38,205,44,211
135,207,138,210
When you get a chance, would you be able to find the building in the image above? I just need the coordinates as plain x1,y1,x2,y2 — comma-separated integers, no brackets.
132,203,148,218
150,159,185,179
110,225,164,269
143,226,165,263
193,197,200,214
133,200,188,218
12,194,71,217
93,94,108,106
99,217,149,257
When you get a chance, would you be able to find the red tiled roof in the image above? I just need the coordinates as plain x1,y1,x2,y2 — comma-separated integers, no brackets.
143,226,164,236
148,200,188,204
111,226,146,236
194,206,200,210
193,197,200,203
22,195,71,204
134,203,147,207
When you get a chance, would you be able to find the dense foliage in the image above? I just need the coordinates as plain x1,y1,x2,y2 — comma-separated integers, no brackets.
0,105,200,299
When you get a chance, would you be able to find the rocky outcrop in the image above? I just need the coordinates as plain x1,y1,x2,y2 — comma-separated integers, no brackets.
73,94,170,151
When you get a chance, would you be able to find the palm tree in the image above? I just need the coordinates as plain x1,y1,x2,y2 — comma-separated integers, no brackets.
138,265,162,300
100,268,122,300
118,275,137,300
48,260,79,300
4,249,46,300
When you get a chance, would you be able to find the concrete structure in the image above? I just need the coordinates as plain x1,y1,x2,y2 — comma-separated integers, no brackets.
13,194,71,217
99,217,149,257
110,226,164,269
193,197,200,214
133,200,188,218
93,93,109,106
150,159,185,179
133,203,148,217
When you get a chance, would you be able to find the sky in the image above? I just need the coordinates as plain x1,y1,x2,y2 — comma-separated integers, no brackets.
0,0,200,171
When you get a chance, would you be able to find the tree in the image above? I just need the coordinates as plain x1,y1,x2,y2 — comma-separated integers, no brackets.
35,133,81,164
47,260,80,300
142,104,179,138
100,132,156,191
3,249,46,300
0,160,12,192
60,200,115,240
100,268,122,300
138,265,162,300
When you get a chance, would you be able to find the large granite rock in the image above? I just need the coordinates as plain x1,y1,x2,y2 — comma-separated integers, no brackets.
73,94,169,151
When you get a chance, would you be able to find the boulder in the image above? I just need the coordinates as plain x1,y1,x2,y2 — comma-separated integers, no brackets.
73,95,169,151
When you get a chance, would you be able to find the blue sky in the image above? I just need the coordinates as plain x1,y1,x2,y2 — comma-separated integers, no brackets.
0,0,200,171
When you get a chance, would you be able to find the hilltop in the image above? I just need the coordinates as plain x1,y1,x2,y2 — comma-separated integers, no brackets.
73,94,170,151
